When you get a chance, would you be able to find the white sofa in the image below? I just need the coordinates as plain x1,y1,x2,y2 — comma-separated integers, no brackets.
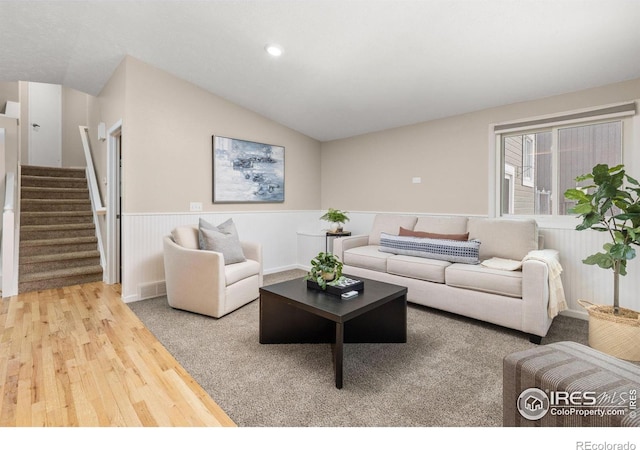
333,214,558,343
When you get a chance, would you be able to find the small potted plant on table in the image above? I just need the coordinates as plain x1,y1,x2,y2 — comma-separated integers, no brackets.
305,252,344,290
320,208,350,233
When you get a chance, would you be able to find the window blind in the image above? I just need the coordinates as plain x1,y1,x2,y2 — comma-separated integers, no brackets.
494,101,636,134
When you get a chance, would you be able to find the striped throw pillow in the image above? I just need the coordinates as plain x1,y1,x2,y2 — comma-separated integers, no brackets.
379,232,481,264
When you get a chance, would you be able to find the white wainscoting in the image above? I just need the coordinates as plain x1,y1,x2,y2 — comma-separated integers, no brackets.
121,210,321,302
122,210,639,319
541,226,640,319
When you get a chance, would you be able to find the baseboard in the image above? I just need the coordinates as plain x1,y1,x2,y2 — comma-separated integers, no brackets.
559,309,588,321
263,264,307,275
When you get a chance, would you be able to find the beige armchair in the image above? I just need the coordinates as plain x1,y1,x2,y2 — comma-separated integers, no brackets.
163,225,263,318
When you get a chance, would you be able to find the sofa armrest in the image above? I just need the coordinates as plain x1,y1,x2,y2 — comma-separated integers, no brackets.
241,241,263,286
521,249,559,337
332,234,369,261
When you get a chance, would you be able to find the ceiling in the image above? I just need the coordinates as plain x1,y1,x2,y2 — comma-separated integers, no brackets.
2,0,640,142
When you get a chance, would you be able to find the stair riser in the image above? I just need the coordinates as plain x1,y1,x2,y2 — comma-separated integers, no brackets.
20,228,95,240
19,272,103,293
21,189,89,199
20,257,101,274
21,202,92,212
21,215,93,226
20,242,98,257
22,178,88,189
22,167,86,179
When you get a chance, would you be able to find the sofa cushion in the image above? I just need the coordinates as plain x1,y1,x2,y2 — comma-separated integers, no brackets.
414,216,468,235
343,245,391,272
380,232,481,264
399,227,469,241
224,259,261,286
467,218,538,261
445,263,523,298
387,255,451,283
368,214,418,245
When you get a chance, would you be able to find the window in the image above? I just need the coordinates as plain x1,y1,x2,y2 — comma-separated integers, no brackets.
498,120,624,216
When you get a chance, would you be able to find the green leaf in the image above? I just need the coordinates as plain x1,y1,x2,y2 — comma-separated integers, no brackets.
575,212,603,230
626,174,640,186
570,203,594,215
575,173,594,182
564,188,589,201
583,253,613,270
608,243,636,260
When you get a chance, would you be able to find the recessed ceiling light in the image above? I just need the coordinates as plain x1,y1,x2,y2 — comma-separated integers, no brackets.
265,44,283,57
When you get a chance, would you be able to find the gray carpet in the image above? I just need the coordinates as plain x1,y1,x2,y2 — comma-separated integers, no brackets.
128,269,588,427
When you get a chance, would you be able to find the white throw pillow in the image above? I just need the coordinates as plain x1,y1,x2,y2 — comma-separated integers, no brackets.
481,257,523,271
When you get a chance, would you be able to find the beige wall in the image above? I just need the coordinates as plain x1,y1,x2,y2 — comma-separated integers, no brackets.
61,86,90,168
119,57,321,213
321,78,640,215
92,57,128,206
0,81,19,110
19,81,28,164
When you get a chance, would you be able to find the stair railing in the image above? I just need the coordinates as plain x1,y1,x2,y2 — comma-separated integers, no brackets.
2,171,18,297
79,126,106,272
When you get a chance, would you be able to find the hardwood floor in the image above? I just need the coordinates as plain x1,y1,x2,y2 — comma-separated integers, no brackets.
0,282,236,427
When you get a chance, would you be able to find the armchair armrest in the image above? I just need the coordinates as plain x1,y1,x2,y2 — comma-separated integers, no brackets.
241,240,263,286
332,234,369,261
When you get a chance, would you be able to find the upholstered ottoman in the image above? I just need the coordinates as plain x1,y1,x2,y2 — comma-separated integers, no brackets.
503,341,640,427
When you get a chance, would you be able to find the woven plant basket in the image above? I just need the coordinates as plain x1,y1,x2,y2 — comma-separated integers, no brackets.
578,299,640,362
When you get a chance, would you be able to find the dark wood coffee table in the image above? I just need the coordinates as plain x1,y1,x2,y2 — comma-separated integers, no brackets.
259,276,407,389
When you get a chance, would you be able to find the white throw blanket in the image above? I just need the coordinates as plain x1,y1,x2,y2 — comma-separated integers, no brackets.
522,250,568,318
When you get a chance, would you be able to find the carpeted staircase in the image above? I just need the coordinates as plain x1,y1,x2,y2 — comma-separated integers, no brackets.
18,165,103,293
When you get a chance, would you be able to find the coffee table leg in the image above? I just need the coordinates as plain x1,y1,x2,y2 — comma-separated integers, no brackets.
334,322,344,389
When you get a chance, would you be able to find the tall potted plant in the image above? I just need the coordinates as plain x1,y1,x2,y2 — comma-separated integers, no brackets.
320,208,350,232
564,163,640,361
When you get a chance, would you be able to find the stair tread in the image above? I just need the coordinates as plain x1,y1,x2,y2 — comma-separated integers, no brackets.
21,211,93,216
22,165,85,172
21,236,98,246
21,186,89,191
22,175,87,181
21,223,95,231
20,250,101,264
19,265,102,283
22,198,91,203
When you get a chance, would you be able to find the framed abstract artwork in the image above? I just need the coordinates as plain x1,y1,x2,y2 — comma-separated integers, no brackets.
212,136,285,203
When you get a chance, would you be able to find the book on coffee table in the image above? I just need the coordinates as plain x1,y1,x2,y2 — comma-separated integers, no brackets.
306,276,364,296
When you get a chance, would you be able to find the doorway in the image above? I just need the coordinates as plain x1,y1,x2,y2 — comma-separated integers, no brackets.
28,82,62,167
107,120,122,284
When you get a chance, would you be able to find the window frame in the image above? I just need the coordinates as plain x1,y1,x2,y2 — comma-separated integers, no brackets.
504,163,515,214
488,102,636,227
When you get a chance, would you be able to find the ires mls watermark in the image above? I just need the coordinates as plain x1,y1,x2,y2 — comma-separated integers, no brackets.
516,387,637,421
